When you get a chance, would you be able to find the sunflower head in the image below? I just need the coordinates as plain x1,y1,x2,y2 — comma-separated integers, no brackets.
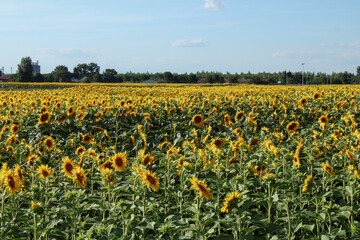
10,124,19,134
111,152,128,172
81,134,93,144
39,112,51,124
313,93,321,100
62,157,75,178
286,121,299,132
212,138,226,149
4,170,22,195
75,146,86,155
235,111,246,122
36,164,54,180
189,176,212,201
192,114,204,127
142,154,155,166
72,166,87,188
57,114,68,123
299,98,307,105
140,170,160,191
43,136,55,151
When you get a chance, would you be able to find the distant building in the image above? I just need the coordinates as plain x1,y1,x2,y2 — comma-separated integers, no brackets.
32,61,41,74
0,76,13,82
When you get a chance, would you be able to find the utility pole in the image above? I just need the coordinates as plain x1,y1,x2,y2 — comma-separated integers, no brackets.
301,63,305,86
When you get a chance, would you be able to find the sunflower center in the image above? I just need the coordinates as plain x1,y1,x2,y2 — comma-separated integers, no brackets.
8,176,15,188
321,117,327,123
115,157,123,167
46,140,53,148
147,175,156,184
40,113,49,122
76,173,84,182
288,123,296,130
194,116,202,123
197,184,207,193
65,163,73,173
42,170,49,178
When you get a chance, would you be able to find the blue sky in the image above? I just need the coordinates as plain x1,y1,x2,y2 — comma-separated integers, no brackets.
1,0,359,74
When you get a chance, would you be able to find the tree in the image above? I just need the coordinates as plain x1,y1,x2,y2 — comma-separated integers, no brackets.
229,75,238,83
73,63,100,79
164,71,174,83
51,65,72,82
33,73,45,82
357,66,360,84
17,56,33,82
102,69,118,82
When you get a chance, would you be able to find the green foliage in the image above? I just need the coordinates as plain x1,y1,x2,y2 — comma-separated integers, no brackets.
17,56,33,82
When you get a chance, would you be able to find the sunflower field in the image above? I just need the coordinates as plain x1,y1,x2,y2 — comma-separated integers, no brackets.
1,83,360,239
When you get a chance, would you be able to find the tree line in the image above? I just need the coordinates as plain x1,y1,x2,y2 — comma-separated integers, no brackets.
11,56,360,85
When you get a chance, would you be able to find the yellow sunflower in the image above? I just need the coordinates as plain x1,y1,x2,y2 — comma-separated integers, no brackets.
221,191,241,213
111,152,128,172
313,93,321,100
140,170,160,191
36,164,54,180
189,176,212,201
14,164,25,186
72,166,87,188
43,136,55,151
321,162,335,176
81,134,93,144
192,114,204,127
68,106,75,116
141,154,155,166
75,146,86,155
39,112,51,124
4,170,22,195
10,124,19,134
211,138,226,149
318,115,329,128
31,200,40,209
62,157,75,178
56,114,68,123
235,111,246,122
299,98,307,105
286,121,299,133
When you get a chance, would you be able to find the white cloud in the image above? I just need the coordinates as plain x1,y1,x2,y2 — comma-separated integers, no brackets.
171,39,206,47
203,0,224,11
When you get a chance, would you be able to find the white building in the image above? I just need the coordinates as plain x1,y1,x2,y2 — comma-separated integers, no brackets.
32,61,41,74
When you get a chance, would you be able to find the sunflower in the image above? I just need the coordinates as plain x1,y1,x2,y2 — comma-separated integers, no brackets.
75,146,86,155
234,111,246,122
299,98,307,105
321,162,335,176
37,145,45,155
10,124,19,134
142,154,155,166
4,170,22,195
36,164,54,180
286,121,299,133
189,176,212,201
313,93,321,100
318,115,329,128
81,134,93,144
62,157,75,178
249,137,260,146
27,154,38,168
14,164,25,185
72,166,87,188
140,170,160,191
111,152,128,172
31,200,40,209
221,191,241,213
39,112,51,124
43,136,55,151
76,112,87,121
302,175,312,192
192,114,204,127
68,106,75,116
211,138,226,149
57,114,68,123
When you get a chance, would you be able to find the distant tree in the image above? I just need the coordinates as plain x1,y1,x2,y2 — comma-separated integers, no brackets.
73,63,100,79
357,66,360,84
52,65,72,82
188,73,198,83
164,71,174,83
17,56,33,82
229,75,238,83
33,73,45,82
82,77,91,83
92,73,102,83
102,69,118,82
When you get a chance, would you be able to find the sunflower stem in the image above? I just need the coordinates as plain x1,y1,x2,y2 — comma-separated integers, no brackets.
33,213,37,240
142,188,146,218
1,188,5,235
